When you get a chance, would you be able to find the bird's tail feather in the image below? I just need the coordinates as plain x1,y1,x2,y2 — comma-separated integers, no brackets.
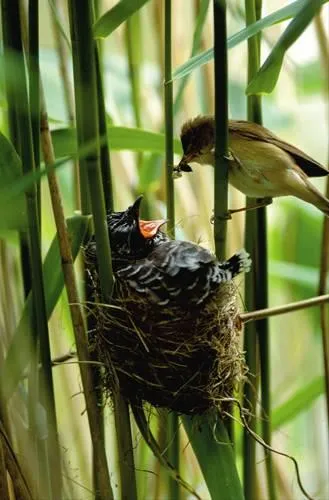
217,249,252,282
304,177,329,216
284,169,329,217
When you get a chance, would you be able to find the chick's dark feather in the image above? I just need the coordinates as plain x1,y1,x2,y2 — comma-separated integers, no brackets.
116,240,249,306
84,198,251,308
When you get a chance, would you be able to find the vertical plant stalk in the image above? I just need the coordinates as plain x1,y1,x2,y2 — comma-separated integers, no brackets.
0,436,9,500
213,0,235,445
243,0,260,497
316,8,329,445
95,46,114,213
68,2,137,499
126,13,142,129
164,2,179,497
50,0,81,210
1,422,32,500
125,13,143,175
28,0,40,215
213,0,229,258
173,0,210,116
1,1,61,498
40,103,114,500
243,0,276,499
164,0,175,237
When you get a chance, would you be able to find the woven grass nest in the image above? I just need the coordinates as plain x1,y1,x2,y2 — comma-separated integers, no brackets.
88,277,246,416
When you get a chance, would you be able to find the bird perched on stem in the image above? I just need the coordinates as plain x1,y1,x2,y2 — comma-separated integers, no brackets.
85,195,251,307
175,115,329,216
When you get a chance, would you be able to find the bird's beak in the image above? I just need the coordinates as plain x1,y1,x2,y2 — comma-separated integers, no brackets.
139,219,167,239
131,195,143,214
176,154,194,173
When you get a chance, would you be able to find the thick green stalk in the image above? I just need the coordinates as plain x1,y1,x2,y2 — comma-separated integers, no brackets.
213,0,234,445
213,0,229,258
125,13,142,129
1,1,61,498
243,0,260,497
28,0,40,215
50,0,81,210
95,47,113,213
243,1,276,499
68,2,136,499
164,0,175,237
164,3,179,496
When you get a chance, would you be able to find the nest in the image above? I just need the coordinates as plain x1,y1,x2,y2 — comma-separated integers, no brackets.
88,277,246,416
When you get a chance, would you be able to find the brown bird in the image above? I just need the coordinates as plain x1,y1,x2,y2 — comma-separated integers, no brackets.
175,115,329,216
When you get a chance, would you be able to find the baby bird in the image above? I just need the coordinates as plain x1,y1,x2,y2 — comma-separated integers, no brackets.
85,195,251,307
176,115,329,216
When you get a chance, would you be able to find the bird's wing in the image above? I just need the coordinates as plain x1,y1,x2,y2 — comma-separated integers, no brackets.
116,241,229,306
229,120,327,178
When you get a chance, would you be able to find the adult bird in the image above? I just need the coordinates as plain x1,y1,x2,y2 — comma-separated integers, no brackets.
85,195,251,307
175,115,329,216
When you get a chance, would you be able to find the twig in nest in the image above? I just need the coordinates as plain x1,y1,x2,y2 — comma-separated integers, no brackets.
221,398,314,500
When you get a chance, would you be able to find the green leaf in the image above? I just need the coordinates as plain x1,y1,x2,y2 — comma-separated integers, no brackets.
94,0,150,39
0,214,90,401
0,132,27,230
51,126,182,157
172,0,308,81
182,416,244,500
269,260,320,289
272,376,325,429
246,0,326,95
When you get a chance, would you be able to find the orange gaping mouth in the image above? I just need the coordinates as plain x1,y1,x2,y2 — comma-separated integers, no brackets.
139,219,167,238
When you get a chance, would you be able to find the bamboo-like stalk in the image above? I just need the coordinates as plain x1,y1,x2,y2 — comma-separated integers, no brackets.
164,0,175,237
28,0,40,214
315,9,329,444
126,13,142,129
40,104,114,499
243,0,261,497
125,12,144,176
1,2,61,498
213,0,229,258
1,421,32,500
244,0,276,498
67,2,137,499
0,436,9,500
164,3,180,497
241,293,329,323
95,47,113,213
49,0,81,210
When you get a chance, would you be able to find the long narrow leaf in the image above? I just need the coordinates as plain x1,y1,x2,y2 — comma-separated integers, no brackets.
172,0,328,81
182,416,244,500
51,126,182,158
272,376,325,429
93,0,150,39
246,0,326,95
